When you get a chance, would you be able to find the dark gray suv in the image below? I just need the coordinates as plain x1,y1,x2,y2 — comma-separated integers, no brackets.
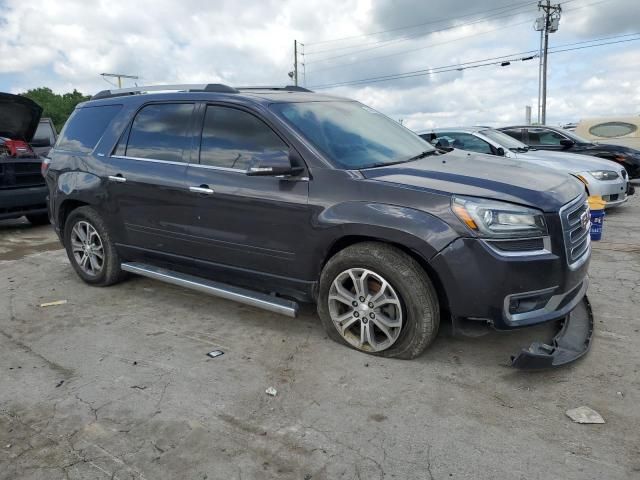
45,84,594,368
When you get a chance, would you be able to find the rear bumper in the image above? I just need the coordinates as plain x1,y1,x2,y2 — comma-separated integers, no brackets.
0,185,48,220
511,296,594,369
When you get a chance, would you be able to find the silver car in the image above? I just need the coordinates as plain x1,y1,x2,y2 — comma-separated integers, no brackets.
419,127,629,208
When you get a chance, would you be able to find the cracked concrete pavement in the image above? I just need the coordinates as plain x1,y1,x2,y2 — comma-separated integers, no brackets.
1,196,639,479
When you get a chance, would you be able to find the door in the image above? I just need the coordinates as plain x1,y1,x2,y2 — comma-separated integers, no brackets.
104,102,198,258
184,104,311,281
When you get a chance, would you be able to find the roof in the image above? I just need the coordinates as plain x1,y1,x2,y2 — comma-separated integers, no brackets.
82,84,346,108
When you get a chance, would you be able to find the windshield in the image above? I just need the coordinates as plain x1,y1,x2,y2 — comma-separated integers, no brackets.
480,129,529,149
271,101,434,169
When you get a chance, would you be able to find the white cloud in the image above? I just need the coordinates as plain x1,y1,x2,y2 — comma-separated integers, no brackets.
1,0,638,127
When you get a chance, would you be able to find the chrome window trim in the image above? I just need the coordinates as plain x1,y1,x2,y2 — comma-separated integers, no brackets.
188,163,246,173
110,155,187,166
482,236,552,258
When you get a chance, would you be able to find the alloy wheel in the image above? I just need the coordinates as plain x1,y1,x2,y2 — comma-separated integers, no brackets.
328,268,403,352
70,220,105,276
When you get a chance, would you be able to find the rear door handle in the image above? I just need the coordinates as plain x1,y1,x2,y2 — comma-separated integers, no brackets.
189,185,214,195
108,175,127,183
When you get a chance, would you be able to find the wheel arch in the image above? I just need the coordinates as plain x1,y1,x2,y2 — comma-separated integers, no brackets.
321,235,451,319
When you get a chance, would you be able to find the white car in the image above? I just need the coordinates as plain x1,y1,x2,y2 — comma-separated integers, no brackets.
419,127,630,208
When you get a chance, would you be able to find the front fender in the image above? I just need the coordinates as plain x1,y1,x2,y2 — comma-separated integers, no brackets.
316,201,460,263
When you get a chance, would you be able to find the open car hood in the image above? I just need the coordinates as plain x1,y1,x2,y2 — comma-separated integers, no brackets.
0,92,43,141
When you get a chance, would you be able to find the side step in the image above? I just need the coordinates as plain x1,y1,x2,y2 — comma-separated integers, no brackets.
121,262,299,318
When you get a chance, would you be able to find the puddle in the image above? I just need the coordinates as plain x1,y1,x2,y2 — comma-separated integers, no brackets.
0,220,62,261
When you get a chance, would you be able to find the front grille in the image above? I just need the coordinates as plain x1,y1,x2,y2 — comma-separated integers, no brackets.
560,195,590,267
0,160,44,189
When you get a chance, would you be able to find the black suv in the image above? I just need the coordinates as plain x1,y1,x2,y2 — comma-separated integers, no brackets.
45,84,594,367
499,125,640,179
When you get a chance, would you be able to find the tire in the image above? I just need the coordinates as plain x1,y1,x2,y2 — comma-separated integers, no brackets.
317,242,440,359
63,206,124,286
26,213,50,225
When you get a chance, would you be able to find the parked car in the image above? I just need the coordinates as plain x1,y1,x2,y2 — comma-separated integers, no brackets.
0,93,50,225
498,125,640,179
31,118,58,157
46,84,594,368
419,127,630,208
574,116,640,150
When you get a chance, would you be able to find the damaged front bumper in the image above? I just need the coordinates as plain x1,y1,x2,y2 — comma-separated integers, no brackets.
511,296,594,369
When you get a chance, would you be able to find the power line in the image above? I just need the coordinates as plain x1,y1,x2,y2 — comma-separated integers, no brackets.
309,35,640,89
304,0,537,47
307,18,535,74
306,0,612,75
305,5,539,63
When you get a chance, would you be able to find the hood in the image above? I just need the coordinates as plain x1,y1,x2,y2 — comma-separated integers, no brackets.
516,149,625,174
582,142,640,155
361,149,584,212
0,93,43,141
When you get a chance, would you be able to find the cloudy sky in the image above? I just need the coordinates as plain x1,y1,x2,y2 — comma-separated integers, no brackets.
1,0,638,130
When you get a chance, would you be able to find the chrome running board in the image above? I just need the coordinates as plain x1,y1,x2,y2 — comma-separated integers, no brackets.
121,262,299,318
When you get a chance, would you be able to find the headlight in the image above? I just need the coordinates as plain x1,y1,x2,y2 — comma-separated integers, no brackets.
452,196,547,238
589,170,619,181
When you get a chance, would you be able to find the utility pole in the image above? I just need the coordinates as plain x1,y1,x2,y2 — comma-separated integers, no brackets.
101,73,138,88
535,1,561,124
293,40,299,86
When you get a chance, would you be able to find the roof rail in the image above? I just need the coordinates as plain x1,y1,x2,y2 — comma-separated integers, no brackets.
237,85,313,93
91,83,239,100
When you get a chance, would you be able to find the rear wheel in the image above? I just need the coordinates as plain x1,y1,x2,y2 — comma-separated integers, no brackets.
317,242,440,359
63,206,124,286
26,213,50,225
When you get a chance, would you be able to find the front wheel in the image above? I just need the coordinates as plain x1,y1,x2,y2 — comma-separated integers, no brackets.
63,206,124,286
317,242,440,359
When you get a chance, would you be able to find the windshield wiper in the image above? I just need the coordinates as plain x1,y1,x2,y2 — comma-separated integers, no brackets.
364,150,438,169
510,147,529,153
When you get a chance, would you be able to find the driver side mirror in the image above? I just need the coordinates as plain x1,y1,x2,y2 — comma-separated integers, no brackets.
496,147,505,156
246,149,304,177
560,138,575,149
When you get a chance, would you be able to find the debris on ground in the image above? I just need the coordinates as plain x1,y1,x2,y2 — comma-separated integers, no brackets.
55,380,64,388
566,406,605,424
265,387,277,397
206,350,224,358
39,300,67,307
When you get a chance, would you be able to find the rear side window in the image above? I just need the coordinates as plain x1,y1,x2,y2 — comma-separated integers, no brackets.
199,106,287,170
589,122,637,138
57,105,121,153
125,103,194,162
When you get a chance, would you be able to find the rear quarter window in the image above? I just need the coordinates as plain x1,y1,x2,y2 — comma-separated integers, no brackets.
56,105,122,153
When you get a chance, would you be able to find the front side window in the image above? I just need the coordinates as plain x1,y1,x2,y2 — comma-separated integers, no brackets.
589,122,638,138
199,106,287,170
57,105,122,153
271,101,433,169
500,128,525,142
527,128,566,146
126,103,194,162
438,132,493,154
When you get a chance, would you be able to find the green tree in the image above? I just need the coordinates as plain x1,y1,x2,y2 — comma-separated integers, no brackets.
20,87,90,132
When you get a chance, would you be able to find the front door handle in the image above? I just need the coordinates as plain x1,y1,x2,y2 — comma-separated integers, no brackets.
108,174,127,183
189,185,214,195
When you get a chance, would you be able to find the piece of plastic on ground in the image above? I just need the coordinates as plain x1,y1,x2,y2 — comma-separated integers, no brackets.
265,387,277,397
565,406,605,424
39,300,68,307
